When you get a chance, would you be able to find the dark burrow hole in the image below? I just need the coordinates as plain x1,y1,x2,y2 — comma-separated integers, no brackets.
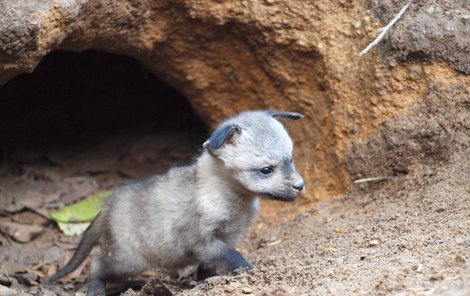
0,50,207,194
0,50,206,148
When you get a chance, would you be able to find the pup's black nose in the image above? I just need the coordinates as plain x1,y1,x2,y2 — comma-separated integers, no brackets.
292,182,304,191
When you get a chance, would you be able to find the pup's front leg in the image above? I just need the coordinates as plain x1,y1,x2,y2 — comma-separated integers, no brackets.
215,248,252,273
197,242,252,277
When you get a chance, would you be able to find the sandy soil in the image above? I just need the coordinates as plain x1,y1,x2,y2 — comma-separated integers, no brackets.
1,131,468,296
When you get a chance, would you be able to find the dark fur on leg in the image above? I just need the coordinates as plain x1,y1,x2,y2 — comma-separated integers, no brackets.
196,264,218,281
86,278,107,296
213,248,252,274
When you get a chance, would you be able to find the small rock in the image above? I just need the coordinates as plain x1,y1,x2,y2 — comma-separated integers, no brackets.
0,273,12,287
352,20,362,29
205,275,229,286
139,277,172,296
28,286,56,296
223,286,234,293
268,288,290,296
11,211,48,226
319,278,331,286
23,256,38,266
14,271,38,286
0,222,44,243
436,204,446,213
412,263,423,273
0,285,17,296
423,168,434,177
188,280,197,288
455,254,466,264
241,286,253,294
430,274,444,281
407,64,423,81
334,227,345,234
369,239,379,247
324,269,335,277
323,247,337,254
63,283,75,291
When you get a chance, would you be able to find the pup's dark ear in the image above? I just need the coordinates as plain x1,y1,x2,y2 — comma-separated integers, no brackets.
265,110,304,120
203,124,242,150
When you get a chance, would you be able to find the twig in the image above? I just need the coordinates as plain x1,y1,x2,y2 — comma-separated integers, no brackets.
0,229,12,246
266,236,290,247
353,176,392,184
1,265,11,283
359,0,412,56
448,124,458,145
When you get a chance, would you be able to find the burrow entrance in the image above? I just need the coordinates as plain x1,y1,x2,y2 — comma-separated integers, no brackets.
0,50,207,212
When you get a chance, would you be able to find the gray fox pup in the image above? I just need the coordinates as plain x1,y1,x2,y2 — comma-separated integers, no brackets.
50,110,304,296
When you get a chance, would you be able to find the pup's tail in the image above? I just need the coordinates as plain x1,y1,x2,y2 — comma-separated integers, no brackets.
49,214,102,282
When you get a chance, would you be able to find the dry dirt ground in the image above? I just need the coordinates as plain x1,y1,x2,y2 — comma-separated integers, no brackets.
1,126,469,296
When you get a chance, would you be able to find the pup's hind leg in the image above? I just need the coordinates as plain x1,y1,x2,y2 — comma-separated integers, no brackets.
197,242,252,276
87,252,148,296
86,277,106,296
86,256,113,296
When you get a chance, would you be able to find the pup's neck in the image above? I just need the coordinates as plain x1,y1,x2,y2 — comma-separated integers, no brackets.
196,152,260,246
196,152,255,203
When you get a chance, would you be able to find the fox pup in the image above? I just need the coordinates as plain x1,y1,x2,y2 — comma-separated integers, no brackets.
50,110,305,296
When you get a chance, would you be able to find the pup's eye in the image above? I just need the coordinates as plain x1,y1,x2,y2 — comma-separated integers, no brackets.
259,167,273,175
290,157,293,163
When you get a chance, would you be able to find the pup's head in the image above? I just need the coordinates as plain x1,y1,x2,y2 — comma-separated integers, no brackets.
203,110,304,201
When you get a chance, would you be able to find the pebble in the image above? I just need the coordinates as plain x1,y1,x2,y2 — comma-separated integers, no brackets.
28,286,56,296
407,64,423,81
0,274,12,287
430,274,444,281
412,263,423,273
241,286,253,294
355,225,364,231
436,204,446,213
0,222,44,243
368,239,379,247
14,271,38,286
0,285,18,296
352,20,362,29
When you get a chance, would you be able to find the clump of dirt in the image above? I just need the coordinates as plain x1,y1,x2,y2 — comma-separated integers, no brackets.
367,0,470,74
346,69,470,180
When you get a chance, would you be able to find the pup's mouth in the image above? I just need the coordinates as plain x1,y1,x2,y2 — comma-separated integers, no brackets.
260,192,298,202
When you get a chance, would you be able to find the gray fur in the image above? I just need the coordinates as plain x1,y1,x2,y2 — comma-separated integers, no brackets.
50,110,304,296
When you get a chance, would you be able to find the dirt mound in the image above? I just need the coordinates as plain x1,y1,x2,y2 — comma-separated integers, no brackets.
369,0,470,74
347,67,470,180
